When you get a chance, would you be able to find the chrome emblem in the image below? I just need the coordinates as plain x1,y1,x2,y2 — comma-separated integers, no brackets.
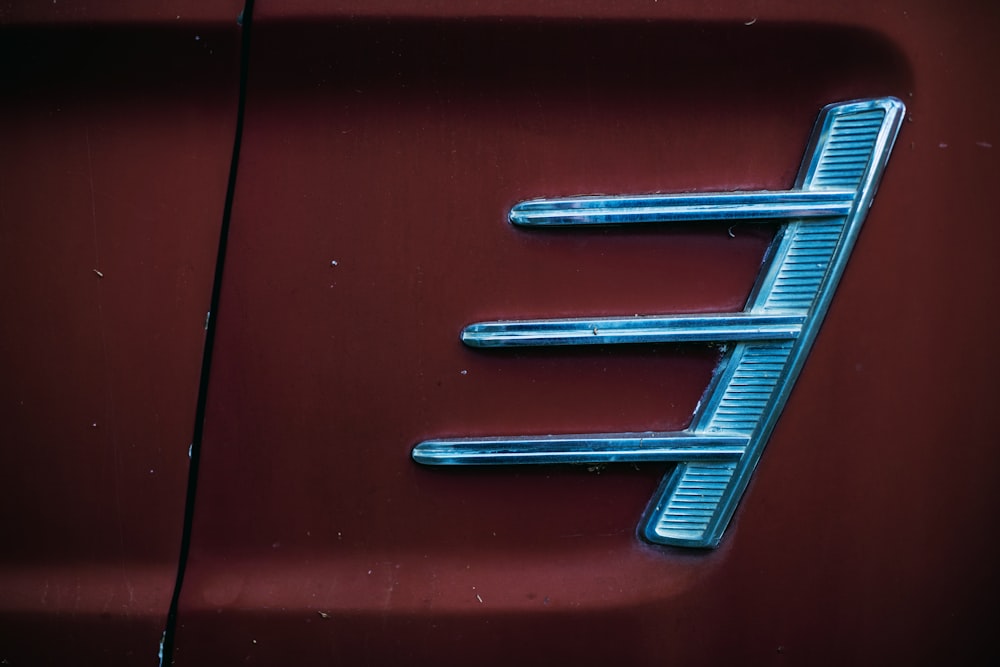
413,98,904,548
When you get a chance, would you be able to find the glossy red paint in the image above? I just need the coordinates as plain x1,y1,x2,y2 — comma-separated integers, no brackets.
172,2,998,665
0,12,241,665
4,1,1000,665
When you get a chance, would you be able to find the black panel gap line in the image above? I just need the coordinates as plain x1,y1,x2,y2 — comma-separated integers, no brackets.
161,1,256,663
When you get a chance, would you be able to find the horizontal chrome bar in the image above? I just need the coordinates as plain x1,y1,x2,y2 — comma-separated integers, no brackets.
461,313,804,348
413,433,748,466
509,189,855,227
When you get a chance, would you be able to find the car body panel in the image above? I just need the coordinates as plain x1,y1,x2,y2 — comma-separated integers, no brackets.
172,1,998,665
3,1,999,665
0,6,242,665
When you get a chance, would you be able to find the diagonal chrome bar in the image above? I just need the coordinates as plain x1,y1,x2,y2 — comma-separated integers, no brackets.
462,313,804,348
413,433,747,466
509,189,855,226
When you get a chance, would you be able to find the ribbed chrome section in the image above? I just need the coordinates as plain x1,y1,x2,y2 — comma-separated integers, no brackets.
644,462,739,543
700,342,795,435
760,222,843,311
808,110,885,189
413,98,905,549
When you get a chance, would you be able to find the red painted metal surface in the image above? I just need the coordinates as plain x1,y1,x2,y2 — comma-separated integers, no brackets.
4,1,1000,665
171,2,1000,665
0,6,242,665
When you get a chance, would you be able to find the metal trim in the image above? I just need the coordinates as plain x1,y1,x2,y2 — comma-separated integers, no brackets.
413,433,747,466
509,190,855,226
413,97,905,548
461,313,804,347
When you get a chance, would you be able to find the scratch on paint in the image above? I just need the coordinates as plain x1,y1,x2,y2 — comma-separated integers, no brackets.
86,127,101,278
382,576,398,612
86,127,130,607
